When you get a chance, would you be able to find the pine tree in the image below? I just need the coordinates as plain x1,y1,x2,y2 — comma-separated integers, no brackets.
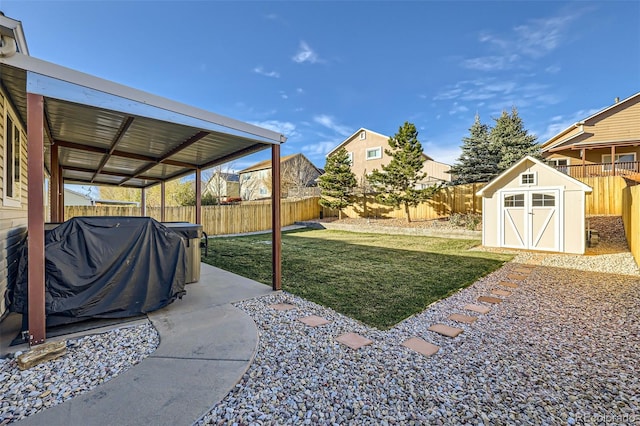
448,114,499,184
368,122,441,223
490,107,540,172
318,148,357,219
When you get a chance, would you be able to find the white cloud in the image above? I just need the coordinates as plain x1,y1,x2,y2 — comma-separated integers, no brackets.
302,141,338,156
265,13,278,20
250,120,298,138
537,108,600,141
449,103,469,115
280,91,289,100
253,66,280,78
313,114,351,136
463,11,580,72
292,41,320,64
545,65,561,74
296,88,304,95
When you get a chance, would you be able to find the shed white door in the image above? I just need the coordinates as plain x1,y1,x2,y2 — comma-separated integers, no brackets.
501,190,560,251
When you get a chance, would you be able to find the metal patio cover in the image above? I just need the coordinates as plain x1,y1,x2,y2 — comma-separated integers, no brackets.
0,54,285,188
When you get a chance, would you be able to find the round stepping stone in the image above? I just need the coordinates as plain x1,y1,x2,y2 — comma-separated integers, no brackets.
336,333,373,350
448,313,478,324
401,337,439,357
298,315,330,327
464,304,491,314
428,324,463,338
478,296,503,304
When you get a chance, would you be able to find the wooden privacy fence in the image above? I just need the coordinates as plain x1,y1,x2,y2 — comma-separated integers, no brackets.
576,176,627,216
322,183,486,220
621,184,640,267
63,197,321,236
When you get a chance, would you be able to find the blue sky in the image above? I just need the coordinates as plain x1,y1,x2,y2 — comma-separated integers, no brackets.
3,0,640,175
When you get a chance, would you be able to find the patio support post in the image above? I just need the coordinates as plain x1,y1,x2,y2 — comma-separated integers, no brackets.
611,145,616,177
195,169,202,225
59,167,65,222
27,93,46,346
141,188,146,216
271,144,282,291
50,143,59,222
160,181,166,222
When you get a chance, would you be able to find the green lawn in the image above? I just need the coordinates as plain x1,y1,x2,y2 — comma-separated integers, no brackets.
202,229,513,329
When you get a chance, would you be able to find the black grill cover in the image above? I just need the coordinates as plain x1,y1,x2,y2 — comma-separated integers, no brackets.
11,217,187,326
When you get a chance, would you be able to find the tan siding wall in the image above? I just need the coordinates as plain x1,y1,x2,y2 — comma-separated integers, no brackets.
0,87,28,318
343,131,390,180
584,101,640,143
423,160,452,182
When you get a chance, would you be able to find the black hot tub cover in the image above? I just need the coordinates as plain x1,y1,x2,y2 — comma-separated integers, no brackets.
11,217,187,326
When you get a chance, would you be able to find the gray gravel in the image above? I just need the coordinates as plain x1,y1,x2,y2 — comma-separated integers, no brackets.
2,247,639,425
198,251,640,425
0,323,158,424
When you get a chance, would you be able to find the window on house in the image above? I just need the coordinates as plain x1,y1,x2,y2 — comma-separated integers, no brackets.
366,147,382,160
359,131,366,140
347,152,353,165
520,172,536,185
532,193,555,207
4,112,21,206
259,187,268,195
504,194,525,207
602,153,636,171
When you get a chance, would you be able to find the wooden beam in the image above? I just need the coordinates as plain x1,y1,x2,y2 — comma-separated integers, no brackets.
199,143,267,170
27,93,46,345
271,144,282,291
120,131,209,185
63,165,162,182
91,116,134,182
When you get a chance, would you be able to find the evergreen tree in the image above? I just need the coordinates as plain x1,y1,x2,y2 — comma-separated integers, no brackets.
368,122,441,223
318,148,357,219
490,107,540,172
448,114,499,184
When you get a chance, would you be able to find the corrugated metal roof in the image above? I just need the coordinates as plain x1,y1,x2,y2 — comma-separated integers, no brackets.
0,54,286,189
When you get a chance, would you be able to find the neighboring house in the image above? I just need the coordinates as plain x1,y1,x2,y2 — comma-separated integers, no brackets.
239,153,322,200
203,171,240,201
326,128,451,188
541,92,640,182
63,188,94,206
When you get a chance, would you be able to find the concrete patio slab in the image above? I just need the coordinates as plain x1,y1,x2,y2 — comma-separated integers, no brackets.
448,313,478,324
402,337,439,356
464,304,491,314
298,315,330,327
15,263,272,426
336,333,373,350
428,324,463,338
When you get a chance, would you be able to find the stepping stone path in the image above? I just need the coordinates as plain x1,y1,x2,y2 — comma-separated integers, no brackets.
464,304,491,314
428,324,464,338
478,296,503,304
448,313,478,324
514,267,533,274
499,281,519,288
336,333,373,350
269,303,296,311
402,337,439,357
491,289,512,297
298,315,330,327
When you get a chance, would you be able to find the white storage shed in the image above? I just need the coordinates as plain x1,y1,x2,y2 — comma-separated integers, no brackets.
476,156,592,254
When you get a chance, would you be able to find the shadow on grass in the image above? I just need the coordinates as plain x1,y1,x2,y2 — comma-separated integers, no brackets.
202,228,512,329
